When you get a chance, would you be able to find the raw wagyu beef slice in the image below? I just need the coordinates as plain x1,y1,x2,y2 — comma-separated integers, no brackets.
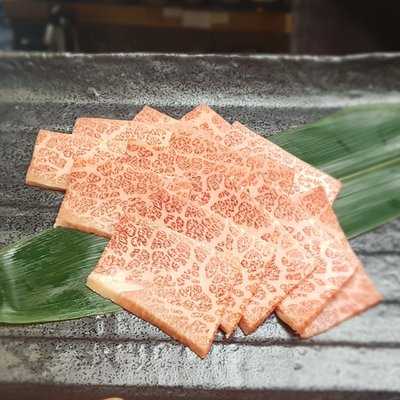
26,106,174,192
133,105,177,124
26,129,96,191
181,106,300,196
301,265,382,338
72,106,175,139
162,122,295,195
87,217,232,358
27,118,131,192
126,139,353,335
117,186,283,337
26,130,70,190
182,104,340,202
55,155,167,237
275,188,360,333
295,187,382,337
72,105,175,140
229,122,342,203
182,104,232,140
55,152,253,336
72,118,173,148
183,103,340,202
56,145,315,332
125,142,321,334
126,192,254,336
125,127,295,210
72,117,129,139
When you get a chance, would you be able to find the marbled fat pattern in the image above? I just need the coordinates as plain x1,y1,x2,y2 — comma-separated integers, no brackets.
26,107,175,192
88,217,233,358
126,131,357,334
291,188,382,337
25,129,97,191
230,121,341,203
125,141,328,333
133,105,178,124
182,104,341,202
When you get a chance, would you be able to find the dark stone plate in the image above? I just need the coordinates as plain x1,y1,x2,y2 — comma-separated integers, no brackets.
1,52,400,399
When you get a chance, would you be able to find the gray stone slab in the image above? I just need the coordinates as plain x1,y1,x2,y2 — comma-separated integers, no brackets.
0,53,399,399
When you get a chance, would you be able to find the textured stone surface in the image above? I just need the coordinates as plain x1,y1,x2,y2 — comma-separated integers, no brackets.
0,53,400,399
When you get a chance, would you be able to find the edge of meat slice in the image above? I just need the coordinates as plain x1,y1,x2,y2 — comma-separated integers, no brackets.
133,105,177,124
26,130,71,190
292,187,383,337
26,106,175,192
87,216,239,358
275,187,361,333
125,140,357,334
230,121,342,204
182,104,341,202
56,153,254,337
26,130,96,191
300,264,382,338
181,104,232,140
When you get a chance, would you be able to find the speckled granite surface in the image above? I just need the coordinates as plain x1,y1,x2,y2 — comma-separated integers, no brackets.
0,53,399,399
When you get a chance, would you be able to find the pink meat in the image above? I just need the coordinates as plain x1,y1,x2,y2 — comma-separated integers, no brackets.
55,143,313,335
126,140,358,334
290,187,382,337
126,122,295,198
275,187,363,333
26,107,176,192
55,149,291,336
26,130,98,191
300,264,382,338
87,216,236,358
125,141,333,333
133,105,177,124
182,104,341,203
230,122,342,203
182,104,232,141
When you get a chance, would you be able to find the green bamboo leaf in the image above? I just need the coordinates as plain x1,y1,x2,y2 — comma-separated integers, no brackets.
333,158,400,237
1,103,400,324
271,103,400,237
0,228,119,324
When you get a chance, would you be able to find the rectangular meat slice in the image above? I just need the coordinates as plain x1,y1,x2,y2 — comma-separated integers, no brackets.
72,116,175,143
55,144,312,335
87,216,234,358
170,122,359,332
133,105,177,124
26,118,173,192
126,141,357,334
74,107,175,139
293,187,382,338
230,121,342,203
211,187,357,335
26,106,175,192
72,118,173,152
26,130,98,191
125,142,329,333
182,104,232,141
55,156,165,236
169,122,296,193
114,184,289,337
275,187,361,333
182,104,340,202
55,152,274,336
300,264,382,338
126,123,295,200
57,112,350,335
26,119,130,191
72,117,129,140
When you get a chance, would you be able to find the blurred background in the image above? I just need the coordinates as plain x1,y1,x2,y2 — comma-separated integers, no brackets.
0,0,399,54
